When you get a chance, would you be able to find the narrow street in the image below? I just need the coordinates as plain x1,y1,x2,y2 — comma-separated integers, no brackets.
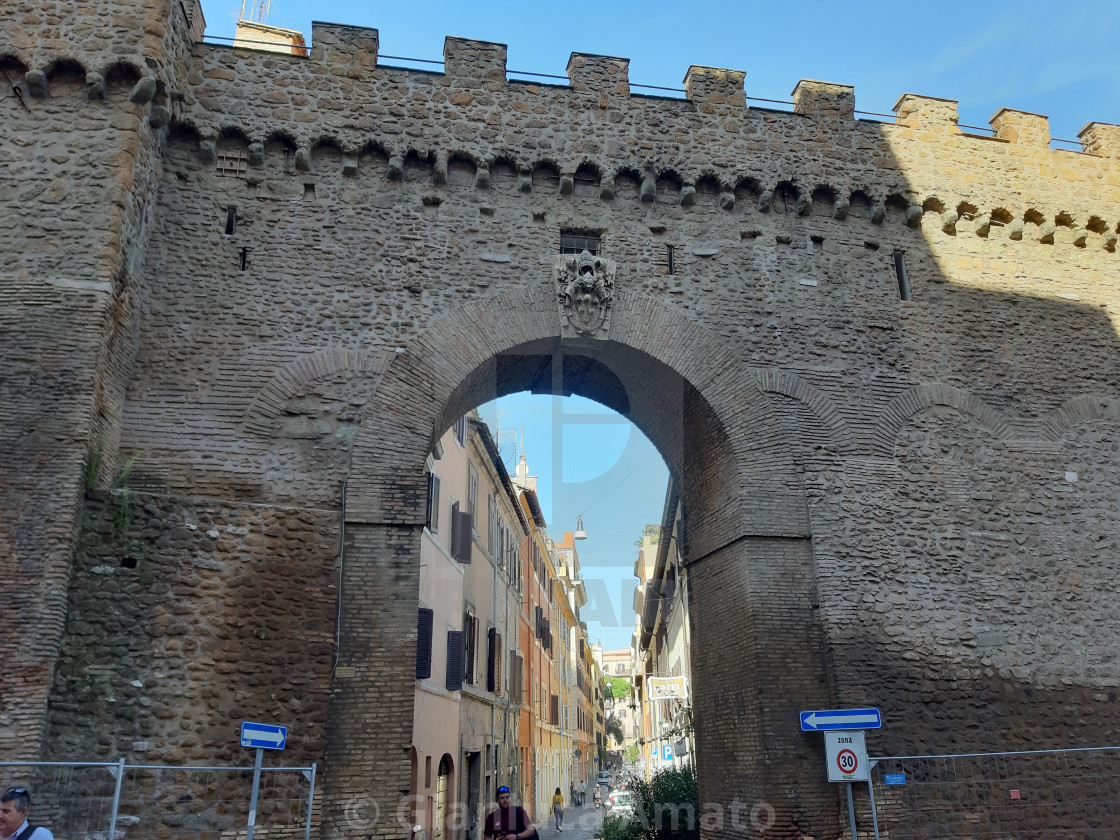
534,798,607,840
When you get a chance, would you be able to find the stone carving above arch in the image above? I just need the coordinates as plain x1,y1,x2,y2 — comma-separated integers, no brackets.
555,250,615,339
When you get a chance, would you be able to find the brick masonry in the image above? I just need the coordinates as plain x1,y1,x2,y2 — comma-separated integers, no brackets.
1,4,1119,839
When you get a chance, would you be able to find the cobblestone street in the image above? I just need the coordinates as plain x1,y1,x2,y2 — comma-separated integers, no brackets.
534,799,606,840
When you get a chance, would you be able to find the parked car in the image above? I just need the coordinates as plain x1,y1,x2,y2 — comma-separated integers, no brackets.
596,771,612,789
608,790,634,816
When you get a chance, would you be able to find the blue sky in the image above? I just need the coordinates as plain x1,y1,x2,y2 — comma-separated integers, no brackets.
201,0,1119,142
199,0,1118,646
475,394,669,651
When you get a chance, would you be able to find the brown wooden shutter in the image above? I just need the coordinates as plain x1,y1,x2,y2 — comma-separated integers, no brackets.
487,627,497,692
416,608,434,679
457,511,473,564
450,502,460,558
495,631,502,692
446,630,463,691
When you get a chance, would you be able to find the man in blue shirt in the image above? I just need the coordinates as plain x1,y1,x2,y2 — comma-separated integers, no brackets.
0,788,53,840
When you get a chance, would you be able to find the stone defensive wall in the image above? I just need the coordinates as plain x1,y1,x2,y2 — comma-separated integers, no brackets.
2,3,1120,839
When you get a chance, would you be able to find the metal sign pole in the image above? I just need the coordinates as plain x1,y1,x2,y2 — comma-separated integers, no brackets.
247,747,264,840
866,778,881,840
844,782,858,840
304,763,317,840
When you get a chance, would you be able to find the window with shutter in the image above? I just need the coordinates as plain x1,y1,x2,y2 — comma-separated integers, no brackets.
450,502,460,558
463,612,478,685
416,608,434,679
467,464,478,528
425,474,440,533
446,630,463,691
487,495,496,556
457,511,473,564
486,627,497,692
495,631,502,692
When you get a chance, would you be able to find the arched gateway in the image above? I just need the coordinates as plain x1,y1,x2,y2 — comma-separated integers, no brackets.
335,279,827,837
2,4,1120,840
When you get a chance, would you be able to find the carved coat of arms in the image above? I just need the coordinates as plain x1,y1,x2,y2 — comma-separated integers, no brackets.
555,250,615,338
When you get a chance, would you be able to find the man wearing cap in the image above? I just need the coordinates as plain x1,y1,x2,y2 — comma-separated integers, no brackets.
0,788,53,840
483,786,535,840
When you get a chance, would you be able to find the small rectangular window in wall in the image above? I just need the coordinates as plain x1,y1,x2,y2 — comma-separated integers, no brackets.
893,249,912,301
216,149,248,178
655,244,675,275
454,415,468,446
559,230,601,255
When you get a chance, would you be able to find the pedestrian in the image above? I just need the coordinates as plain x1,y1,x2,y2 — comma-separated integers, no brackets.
579,780,586,808
551,787,564,832
592,786,602,809
484,786,536,840
569,781,577,809
0,788,53,840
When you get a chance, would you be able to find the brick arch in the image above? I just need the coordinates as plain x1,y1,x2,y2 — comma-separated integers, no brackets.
242,346,397,436
754,368,857,454
345,283,809,551
870,382,1014,456
1037,394,1120,441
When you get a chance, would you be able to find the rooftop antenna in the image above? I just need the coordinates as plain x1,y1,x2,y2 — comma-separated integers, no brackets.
239,0,271,23
492,411,517,468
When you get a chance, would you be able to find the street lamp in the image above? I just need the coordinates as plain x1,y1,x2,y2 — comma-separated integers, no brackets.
574,515,587,540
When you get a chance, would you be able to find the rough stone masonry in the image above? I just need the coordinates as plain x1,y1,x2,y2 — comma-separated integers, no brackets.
2,2,1120,839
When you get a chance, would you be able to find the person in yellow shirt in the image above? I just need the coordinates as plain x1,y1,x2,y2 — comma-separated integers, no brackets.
551,788,564,831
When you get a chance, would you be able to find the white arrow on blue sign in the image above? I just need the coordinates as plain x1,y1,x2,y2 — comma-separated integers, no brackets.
241,721,287,750
799,708,881,731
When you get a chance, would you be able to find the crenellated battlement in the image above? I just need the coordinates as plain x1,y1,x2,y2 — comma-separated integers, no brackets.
4,17,1119,161
5,21,1117,249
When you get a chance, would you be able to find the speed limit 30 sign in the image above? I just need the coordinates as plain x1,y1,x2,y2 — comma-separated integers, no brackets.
825,731,869,782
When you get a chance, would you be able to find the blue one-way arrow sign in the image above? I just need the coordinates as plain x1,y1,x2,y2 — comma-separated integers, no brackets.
800,708,881,731
241,721,287,750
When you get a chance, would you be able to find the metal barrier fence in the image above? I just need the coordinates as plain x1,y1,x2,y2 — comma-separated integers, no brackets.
0,760,316,840
870,746,1120,839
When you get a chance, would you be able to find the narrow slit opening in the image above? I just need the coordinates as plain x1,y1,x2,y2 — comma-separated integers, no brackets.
894,249,911,301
